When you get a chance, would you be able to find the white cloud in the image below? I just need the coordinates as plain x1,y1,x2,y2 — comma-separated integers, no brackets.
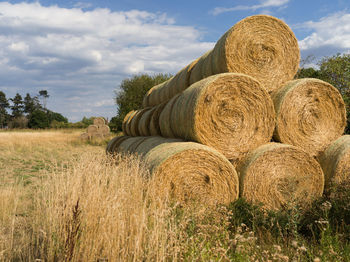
0,2,214,121
211,0,289,15
298,12,350,61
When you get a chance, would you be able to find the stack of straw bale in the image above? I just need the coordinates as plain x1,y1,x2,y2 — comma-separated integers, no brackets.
107,14,348,209
81,117,110,140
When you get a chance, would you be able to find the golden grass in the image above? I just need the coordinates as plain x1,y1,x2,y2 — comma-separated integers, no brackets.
0,130,232,261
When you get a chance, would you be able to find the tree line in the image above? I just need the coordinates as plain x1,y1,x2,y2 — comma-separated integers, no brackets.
0,90,68,129
111,53,350,134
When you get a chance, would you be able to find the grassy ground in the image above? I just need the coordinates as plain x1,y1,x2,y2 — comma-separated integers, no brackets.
1,129,350,261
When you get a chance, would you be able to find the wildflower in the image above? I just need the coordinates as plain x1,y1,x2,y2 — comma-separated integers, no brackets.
321,201,332,211
273,244,282,252
298,246,307,252
313,257,321,262
291,240,298,248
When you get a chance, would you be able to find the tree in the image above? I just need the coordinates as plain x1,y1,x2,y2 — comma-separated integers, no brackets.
114,73,172,131
28,110,50,129
10,93,24,118
39,90,49,110
24,93,41,115
0,91,10,128
47,110,68,124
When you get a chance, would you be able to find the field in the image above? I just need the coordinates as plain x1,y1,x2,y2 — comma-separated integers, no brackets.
1,130,350,261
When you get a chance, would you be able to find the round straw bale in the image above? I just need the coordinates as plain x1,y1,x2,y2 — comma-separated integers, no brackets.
99,125,110,136
159,72,275,163
237,143,324,210
159,94,181,138
106,135,131,154
138,107,156,136
319,135,350,189
272,78,346,157
149,103,167,136
80,132,89,140
115,136,239,205
190,15,300,93
118,136,151,154
87,125,99,135
129,108,149,137
122,110,137,136
142,59,199,108
93,117,105,126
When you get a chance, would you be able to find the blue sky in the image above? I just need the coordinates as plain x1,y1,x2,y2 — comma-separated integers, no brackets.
1,0,350,122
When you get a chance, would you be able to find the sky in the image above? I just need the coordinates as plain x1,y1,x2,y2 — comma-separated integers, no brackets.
1,0,350,122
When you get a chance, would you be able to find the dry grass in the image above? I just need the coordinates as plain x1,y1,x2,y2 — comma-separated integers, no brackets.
0,130,232,261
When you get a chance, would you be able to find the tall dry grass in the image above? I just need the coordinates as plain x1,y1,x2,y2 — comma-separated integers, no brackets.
1,130,231,261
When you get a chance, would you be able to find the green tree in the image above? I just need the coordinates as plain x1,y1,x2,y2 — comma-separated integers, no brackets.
10,93,24,118
39,90,49,110
28,109,50,129
24,93,42,115
114,73,172,131
0,91,10,128
47,110,68,124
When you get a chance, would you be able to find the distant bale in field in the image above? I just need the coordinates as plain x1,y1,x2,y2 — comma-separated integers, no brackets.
99,125,110,136
142,59,198,107
272,78,346,157
319,135,350,190
80,132,89,140
93,117,106,127
237,143,324,210
158,73,275,163
189,15,299,93
87,125,99,135
108,136,239,205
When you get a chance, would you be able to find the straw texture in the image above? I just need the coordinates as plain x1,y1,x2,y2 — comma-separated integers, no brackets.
272,78,347,157
87,125,98,135
149,103,166,136
109,136,239,205
122,110,136,135
138,107,156,136
158,73,275,163
93,117,105,126
189,15,300,93
237,143,324,210
319,135,350,189
142,59,198,107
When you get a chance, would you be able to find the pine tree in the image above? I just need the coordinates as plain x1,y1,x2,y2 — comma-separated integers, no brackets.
0,91,9,128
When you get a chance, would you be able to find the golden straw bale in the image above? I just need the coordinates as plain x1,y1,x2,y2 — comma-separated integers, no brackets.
149,103,167,136
99,125,110,136
159,73,275,163
129,108,149,137
189,15,299,93
106,135,130,154
93,117,105,127
87,125,99,135
122,110,136,136
80,132,89,140
272,78,346,157
237,143,324,210
142,59,199,107
138,107,156,136
319,135,350,189
111,136,239,205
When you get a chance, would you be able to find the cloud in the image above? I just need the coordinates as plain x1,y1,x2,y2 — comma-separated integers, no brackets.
0,2,214,121
211,0,289,15
299,12,350,62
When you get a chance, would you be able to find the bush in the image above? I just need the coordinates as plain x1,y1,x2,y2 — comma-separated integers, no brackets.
8,116,28,129
28,110,49,129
